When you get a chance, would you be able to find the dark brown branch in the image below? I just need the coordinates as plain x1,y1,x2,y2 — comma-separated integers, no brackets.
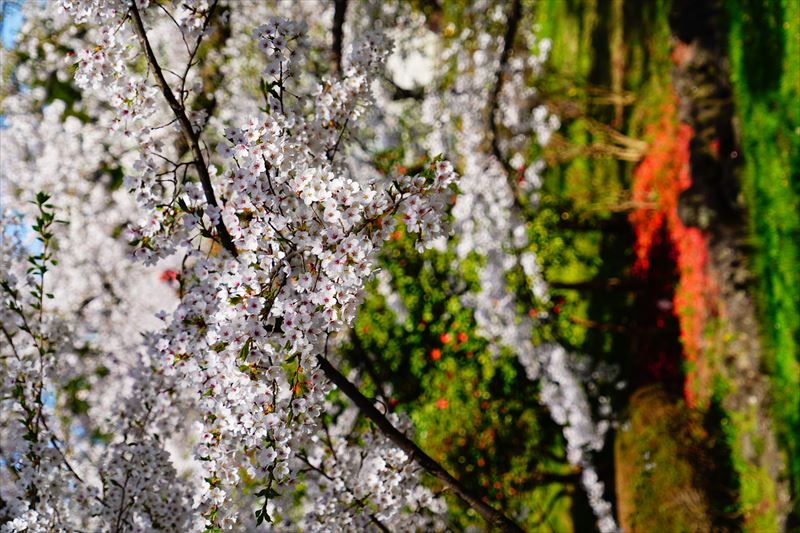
129,2,238,257
316,355,525,533
331,0,348,75
326,113,351,162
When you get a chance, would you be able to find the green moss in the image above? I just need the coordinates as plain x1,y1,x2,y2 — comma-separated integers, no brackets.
615,386,715,532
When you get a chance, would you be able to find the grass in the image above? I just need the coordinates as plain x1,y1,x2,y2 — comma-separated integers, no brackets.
726,0,800,518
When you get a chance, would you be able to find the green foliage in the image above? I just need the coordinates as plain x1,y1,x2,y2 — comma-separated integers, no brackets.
345,229,585,530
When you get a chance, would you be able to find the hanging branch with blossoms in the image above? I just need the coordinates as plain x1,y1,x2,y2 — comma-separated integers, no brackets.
346,0,621,530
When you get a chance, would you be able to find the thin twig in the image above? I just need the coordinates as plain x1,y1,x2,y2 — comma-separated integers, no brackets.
179,0,220,105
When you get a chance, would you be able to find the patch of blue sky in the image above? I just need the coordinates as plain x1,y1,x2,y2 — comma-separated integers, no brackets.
1,1,24,49
1,3,38,250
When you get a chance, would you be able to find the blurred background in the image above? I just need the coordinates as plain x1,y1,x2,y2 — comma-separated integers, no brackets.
340,0,799,530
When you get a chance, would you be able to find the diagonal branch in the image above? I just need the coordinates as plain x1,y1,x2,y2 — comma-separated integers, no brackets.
316,355,525,533
129,2,238,257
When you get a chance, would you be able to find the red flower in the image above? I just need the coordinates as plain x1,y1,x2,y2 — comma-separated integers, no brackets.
436,398,448,409
709,138,720,156
430,348,442,361
159,269,178,282
439,332,452,344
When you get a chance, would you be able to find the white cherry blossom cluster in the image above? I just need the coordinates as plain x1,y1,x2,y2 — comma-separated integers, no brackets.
148,121,456,525
68,7,159,138
0,219,76,532
0,205,194,532
1,0,628,530
253,17,306,81
1,43,192,525
0,0,455,531
95,441,198,531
